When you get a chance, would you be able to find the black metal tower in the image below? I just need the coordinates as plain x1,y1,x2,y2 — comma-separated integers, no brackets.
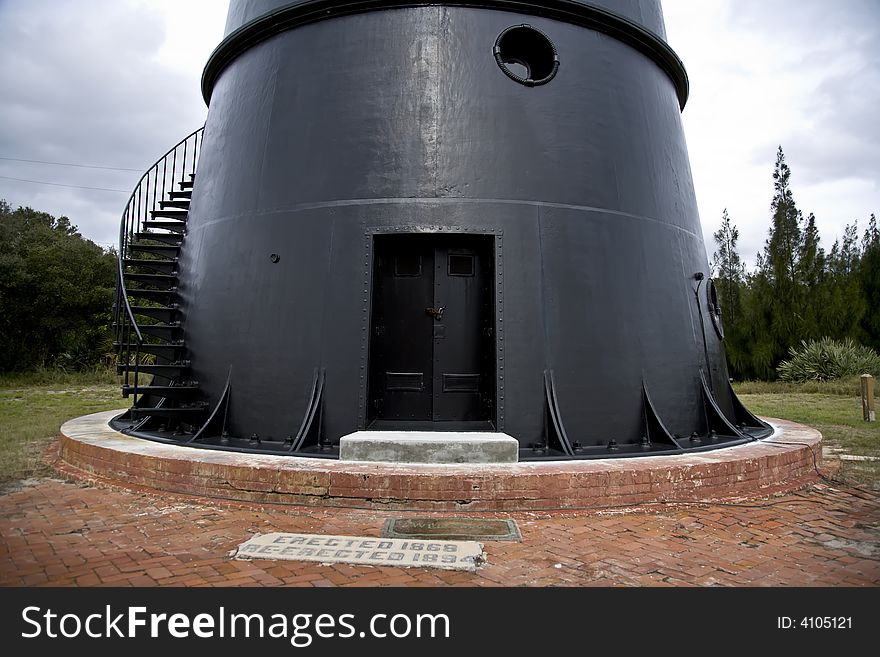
113,0,771,459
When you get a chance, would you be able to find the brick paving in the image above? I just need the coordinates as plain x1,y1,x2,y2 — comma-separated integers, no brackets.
1,475,877,587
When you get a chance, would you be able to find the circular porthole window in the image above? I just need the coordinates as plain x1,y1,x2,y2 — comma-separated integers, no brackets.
706,278,725,339
494,25,559,87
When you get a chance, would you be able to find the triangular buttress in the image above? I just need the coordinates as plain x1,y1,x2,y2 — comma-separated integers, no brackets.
544,369,575,456
641,382,682,449
699,369,749,440
725,378,773,438
189,368,232,443
289,368,325,452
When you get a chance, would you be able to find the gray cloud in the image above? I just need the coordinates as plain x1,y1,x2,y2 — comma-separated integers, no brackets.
736,0,880,188
729,0,880,36
0,0,212,247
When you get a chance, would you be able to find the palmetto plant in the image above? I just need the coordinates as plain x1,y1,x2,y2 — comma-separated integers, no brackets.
778,337,880,382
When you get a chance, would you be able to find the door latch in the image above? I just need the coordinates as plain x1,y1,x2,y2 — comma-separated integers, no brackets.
425,306,445,320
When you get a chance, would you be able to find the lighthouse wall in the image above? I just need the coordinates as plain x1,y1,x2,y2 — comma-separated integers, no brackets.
178,1,737,449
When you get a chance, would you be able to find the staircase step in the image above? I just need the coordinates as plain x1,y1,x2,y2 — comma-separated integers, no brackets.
123,258,178,274
340,432,520,464
169,190,192,200
126,288,178,303
123,272,178,287
128,244,180,258
160,200,190,210
138,323,181,340
116,362,190,376
130,306,180,323
150,209,188,221
114,322,180,340
142,221,186,234
134,232,183,246
116,342,183,360
128,405,208,420
122,385,199,400
179,179,194,190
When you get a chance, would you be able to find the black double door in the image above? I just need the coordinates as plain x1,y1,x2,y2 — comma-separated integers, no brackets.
368,235,495,426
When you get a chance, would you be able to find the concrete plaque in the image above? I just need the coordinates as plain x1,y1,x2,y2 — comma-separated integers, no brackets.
234,532,486,571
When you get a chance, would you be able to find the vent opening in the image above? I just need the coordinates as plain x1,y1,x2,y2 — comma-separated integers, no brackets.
448,253,475,276
494,25,559,86
706,278,725,339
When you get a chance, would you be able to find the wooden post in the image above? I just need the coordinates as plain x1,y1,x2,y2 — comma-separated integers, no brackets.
861,374,875,422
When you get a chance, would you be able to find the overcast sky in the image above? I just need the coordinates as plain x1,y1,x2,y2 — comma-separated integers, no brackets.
1,0,877,267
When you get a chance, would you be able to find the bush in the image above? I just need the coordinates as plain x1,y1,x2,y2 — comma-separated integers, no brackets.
777,337,880,382
0,200,116,371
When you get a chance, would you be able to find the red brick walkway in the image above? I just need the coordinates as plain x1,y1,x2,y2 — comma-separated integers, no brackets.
1,475,877,587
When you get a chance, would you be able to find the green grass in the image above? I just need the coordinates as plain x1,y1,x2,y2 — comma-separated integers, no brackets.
0,370,123,487
733,376,865,397
735,379,880,488
0,365,118,388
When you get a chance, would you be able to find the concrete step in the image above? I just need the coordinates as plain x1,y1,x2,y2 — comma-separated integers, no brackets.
339,431,519,464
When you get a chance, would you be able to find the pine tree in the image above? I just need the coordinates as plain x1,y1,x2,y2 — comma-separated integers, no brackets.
798,213,823,286
797,212,825,338
862,213,878,253
712,209,746,287
839,221,861,274
750,146,807,376
820,222,864,340
711,209,748,375
860,214,880,350
764,146,802,286
741,267,776,379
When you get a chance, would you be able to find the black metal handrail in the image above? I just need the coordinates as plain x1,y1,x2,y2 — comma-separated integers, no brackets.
115,126,204,406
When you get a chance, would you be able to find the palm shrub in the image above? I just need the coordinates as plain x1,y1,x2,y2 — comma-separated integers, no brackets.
777,337,880,382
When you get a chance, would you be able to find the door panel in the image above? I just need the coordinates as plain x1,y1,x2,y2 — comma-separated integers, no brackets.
368,235,494,425
432,244,489,421
369,236,434,420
